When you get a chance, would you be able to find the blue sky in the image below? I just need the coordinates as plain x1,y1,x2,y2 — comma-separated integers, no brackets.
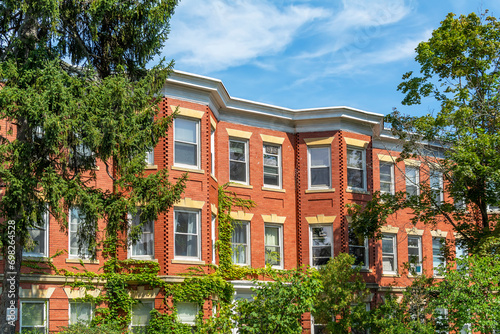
161,0,500,117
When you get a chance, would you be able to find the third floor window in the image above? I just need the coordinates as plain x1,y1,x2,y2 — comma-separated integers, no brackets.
174,117,199,169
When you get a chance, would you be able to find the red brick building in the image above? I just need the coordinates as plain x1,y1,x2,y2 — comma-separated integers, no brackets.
3,71,462,333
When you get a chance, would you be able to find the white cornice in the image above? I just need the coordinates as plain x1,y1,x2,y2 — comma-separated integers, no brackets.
164,70,384,135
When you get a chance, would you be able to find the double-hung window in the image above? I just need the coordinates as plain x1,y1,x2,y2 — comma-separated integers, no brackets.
129,209,154,259
211,214,217,264
455,241,467,271
130,301,154,333
20,300,48,333
433,237,446,276
231,221,250,265
308,147,331,189
69,207,91,259
379,162,394,194
263,144,281,188
405,166,420,197
174,209,200,260
430,170,444,204
310,225,333,267
229,139,249,184
174,117,199,169
382,234,397,274
348,228,368,269
347,147,366,191
24,211,49,258
69,301,93,325
264,224,283,268
408,236,422,275
145,149,154,166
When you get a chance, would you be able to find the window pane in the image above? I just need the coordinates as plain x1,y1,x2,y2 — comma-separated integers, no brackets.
310,147,330,166
174,142,197,166
175,118,197,143
311,167,330,187
175,212,197,234
349,246,366,266
175,234,198,257
70,302,92,324
22,303,44,326
382,237,394,253
131,302,153,326
265,227,279,246
230,141,246,161
231,223,248,244
264,174,279,186
264,154,278,166
230,161,247,182
348,169,364,189
383,256,395,272
347,149,363,168
177,302,198,324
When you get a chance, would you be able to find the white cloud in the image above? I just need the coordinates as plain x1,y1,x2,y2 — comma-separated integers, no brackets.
166,0,327,72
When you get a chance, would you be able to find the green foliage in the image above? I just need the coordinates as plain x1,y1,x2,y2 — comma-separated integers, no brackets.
146,309,193,334
57,322,124,334
313,253,370,333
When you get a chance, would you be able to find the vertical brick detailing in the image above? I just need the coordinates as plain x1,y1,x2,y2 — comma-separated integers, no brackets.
338,131,347,253
204,106,211,266
295,133,303,266
162,97,170,276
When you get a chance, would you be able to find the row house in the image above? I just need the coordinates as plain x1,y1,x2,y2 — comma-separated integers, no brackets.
2,71,464,333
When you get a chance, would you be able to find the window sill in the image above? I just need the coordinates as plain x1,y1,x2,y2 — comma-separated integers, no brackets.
305,188,335,194
66,258,100,264
171,166,205,174
228,182,253,189
359,268,372,273
382,273,400,277
433,275,445,279
346,188,370,194
145,165,158,170
171,259,205,265
23,256,52,262
408,273,423,278
211,174,218,182
261,187,285,193
130,257,158,262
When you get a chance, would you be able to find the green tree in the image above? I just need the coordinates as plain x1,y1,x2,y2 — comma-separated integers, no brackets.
349,11,500,254
313,253,370,333
0,1,180,333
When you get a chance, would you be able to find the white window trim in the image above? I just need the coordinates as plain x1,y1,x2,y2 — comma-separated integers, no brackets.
264,224,283,269
130,300,154,332
307,146,331,190
68,207,90,259
174,209,201,261
430,170,444,204
69,301,93,325
24,211,49,258
145,149,154,166
262,144,282,189
379,162,395,195
210,128,215,176
229,138,249,185
176,302,199,326
20,300,48,334
432,237,446,276
309,225,334,269
407,236,423,275
405,165,420,196
128,210,155,260
382,234,398,275
347,146,367,191
173,117,200,170
231,221,251,266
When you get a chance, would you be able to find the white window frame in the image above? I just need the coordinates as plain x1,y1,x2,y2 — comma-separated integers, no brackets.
407,236,423,275
231,221,251,266
405,165,420,197
145,149,154,166
379,162,395,195
130,300,154,333
24,210,49,258
128,209,155,260
176,302,199,326
382,234,398,275
211,128,215,176
173,117,200,169
69,301,93,325
430,169,444,204
348,228,369,270
307,146,331,189
174,209,201,261
311,315,327,334
68,207,90,259
20,300,48,333
264,224,283,269
433,237,446,276
346,146,367,191
309,225,334,268
229,138,249,184
263,144,282,189
211,214,216,264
